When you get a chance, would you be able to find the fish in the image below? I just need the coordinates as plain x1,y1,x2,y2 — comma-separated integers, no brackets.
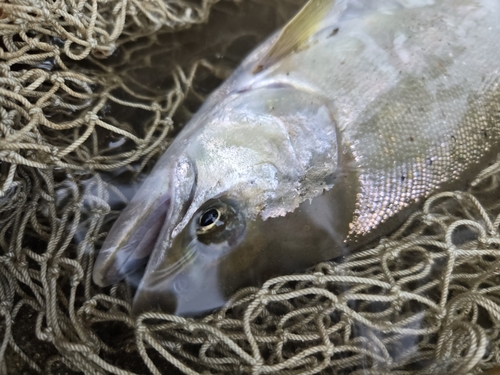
93,0,500,316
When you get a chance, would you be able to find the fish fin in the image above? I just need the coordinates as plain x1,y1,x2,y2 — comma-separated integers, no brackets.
253,0,345,73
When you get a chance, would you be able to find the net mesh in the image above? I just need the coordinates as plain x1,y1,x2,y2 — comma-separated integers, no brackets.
1,0,500,374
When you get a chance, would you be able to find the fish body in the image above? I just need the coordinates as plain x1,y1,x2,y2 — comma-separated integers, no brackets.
93,0,500,316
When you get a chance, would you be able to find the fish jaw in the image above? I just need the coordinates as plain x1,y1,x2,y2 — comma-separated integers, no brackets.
131,195,250,316
131,237,234,316
92,151,196,288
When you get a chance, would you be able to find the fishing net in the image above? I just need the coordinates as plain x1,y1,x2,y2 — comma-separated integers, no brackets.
1,0,500,374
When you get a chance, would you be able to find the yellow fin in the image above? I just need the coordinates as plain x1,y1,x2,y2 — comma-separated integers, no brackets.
253,0,343,73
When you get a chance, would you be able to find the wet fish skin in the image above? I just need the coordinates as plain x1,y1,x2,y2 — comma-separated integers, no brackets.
93,0,500,316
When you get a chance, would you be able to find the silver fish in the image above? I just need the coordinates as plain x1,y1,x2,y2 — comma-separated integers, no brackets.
93,0,500,316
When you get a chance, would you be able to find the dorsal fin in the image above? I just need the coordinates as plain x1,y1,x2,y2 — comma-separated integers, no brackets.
253,0,345,74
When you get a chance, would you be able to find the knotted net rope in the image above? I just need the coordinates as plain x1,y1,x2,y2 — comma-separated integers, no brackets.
1,0,500,374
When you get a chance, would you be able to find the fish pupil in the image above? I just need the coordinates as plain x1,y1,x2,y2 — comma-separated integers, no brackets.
200,208,219,227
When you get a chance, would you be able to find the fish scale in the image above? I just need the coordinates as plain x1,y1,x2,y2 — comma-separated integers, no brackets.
257,1,500,237
348,76,500,236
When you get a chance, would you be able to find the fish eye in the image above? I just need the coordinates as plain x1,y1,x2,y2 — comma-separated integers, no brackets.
193,199,245,245
197,208,223,233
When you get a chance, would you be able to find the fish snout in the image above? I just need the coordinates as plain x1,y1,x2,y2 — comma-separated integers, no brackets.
92,152,196,290
93,193,171,287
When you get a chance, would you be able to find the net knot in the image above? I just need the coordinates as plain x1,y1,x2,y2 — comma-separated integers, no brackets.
28,107,42,116
387,248,400,260
447,244,458,258
50,73,65,84
41,329,54,342
313,271,327,286
136,324,149,335
324,344,334,357
435,308,447,321
18,23,29,33
16,255,28,269
85,111,99,123
88,38,98,49
82,300,97,316
48,146,59,156
91,207,108,217
0,301,11,316
40,7,51,20
1,252,16,263
48,265,61,278
335,295,345,306
390,284,401,295
70,273,82,287
26,37,38,50
151,103,161,112
70,202,83,211
259,295,269,306
185,322,196,332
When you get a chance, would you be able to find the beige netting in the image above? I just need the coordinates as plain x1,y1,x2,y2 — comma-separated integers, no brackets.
1,0,500,374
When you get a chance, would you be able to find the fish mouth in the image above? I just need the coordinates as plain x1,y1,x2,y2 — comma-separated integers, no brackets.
92,153,197,292
92,193,171,287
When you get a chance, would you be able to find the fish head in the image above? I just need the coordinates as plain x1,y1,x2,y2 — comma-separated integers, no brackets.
93,87,342,316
